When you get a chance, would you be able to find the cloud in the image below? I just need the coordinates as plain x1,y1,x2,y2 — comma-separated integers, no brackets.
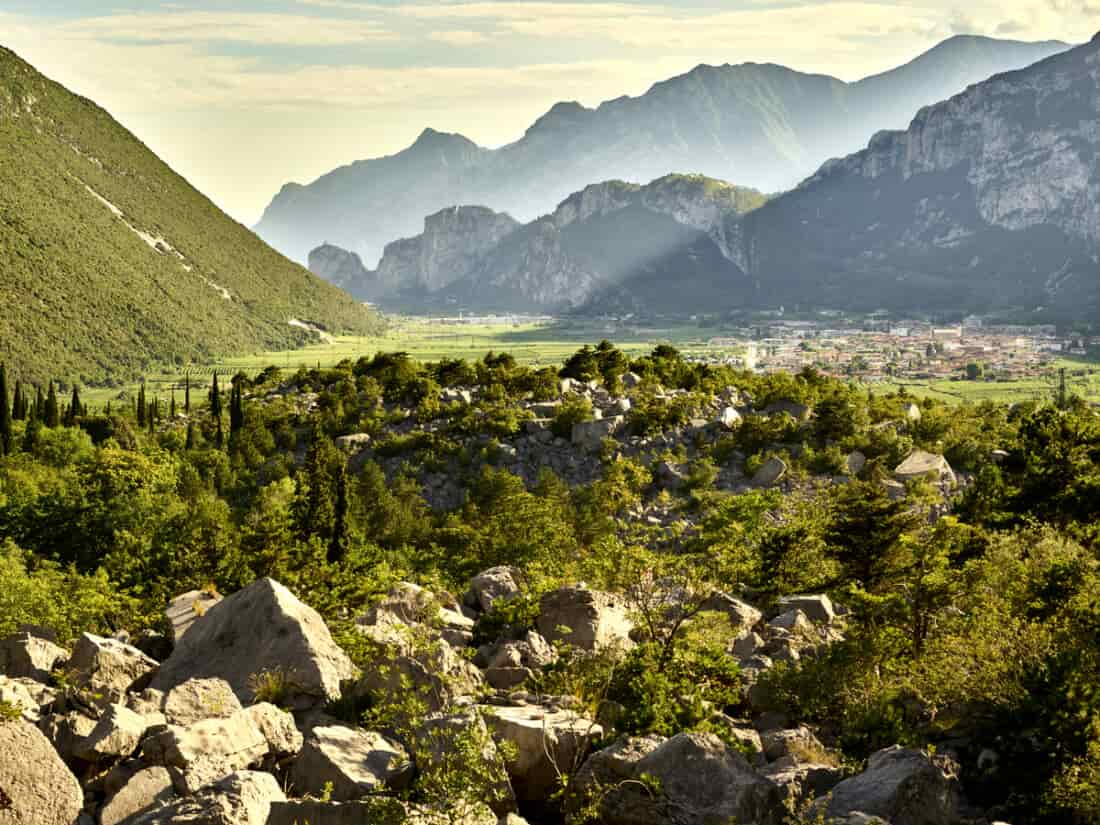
427,29,493,45
62,10,396,47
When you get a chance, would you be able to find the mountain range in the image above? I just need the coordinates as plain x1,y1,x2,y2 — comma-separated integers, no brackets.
255,35,1070,268
0,46,382,385
312,34,1100,322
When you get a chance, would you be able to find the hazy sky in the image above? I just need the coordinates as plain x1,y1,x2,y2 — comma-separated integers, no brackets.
3,0,1097,225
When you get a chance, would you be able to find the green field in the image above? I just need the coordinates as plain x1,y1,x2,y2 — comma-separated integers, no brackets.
82,318,746,406
82,317,1100,410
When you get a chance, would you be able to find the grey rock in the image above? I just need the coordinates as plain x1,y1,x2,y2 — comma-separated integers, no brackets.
0,719,83,825
151,578,358,709
126,770,285,825
100,766,176,825
537,587,633,652
66,633,158,710
165,589,222,644
74,703,149,762
0,631,67,682
290,725,412,801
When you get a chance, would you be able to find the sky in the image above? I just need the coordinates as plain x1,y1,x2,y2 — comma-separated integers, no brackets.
3,0,1098,225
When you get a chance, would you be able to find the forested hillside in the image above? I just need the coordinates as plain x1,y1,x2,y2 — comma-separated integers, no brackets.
0,46,382,387
1,346,1099,823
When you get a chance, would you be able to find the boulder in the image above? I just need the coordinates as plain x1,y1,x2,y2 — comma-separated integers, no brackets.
290,725,412,801
621,372,642,390
483,705,603,802
0,631,67,682
161,677,243,726
762,757,843,807
768,609,813,634
571,417,623,451
151,578,358,708
776,595,836,625
412,711,515,815
100,766,176,825
125,770,285,825
244,702,304,760
703,593,763,631
818,745,961,825
74,703,149,762
67,633,159,709
267,801,389,825
894,451,956,486
38,709,99,764
537,587,633,652
0,719,83,825
752,457,788,488
904,402,922,422
718,406,742,428
355,634,483,714
761,726,827,763
334,433,372,452
466,567,524,613
142,703,294,793
165,589,223,644
0,675,55,722
573,732,781,825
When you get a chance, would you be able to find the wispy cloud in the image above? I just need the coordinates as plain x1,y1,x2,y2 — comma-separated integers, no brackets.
64,10,396,47
427,29,494,46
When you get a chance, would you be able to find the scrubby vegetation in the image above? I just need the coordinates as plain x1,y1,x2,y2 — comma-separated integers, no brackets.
3,342,1100,822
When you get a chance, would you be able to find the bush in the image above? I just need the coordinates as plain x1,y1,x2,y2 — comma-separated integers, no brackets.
551,394,594,440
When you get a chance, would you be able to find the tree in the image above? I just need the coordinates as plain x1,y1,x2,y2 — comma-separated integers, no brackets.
185,422,195,450
137,383,146,428
824,480,918,588
11,381,24,421
44,382,60,428
33,385,43,424
210,372,223,448
327,462,350,564
64,385,81,427
0,363,11,456
966,362,985,381
170,389,176,420
229,378,245,439
184,374,191,414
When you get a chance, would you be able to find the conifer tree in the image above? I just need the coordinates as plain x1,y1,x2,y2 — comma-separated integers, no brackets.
65,385,81,427
327,462,350,564
137,383,147,428
184,375,191,414
229,378,245,439
34,385,43,423
0,363,11,456
170,388,176,419
44,382,59,428
22,417,39,452
11,380,23,421
210,373,223,448
186,421,195,450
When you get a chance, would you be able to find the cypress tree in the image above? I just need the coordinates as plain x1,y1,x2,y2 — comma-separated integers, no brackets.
229,378,245,438
137,383,147,427
106,401,112,417
65,385,81,426
210,373,223,448
34,385,44,423
22,417,40,452
11,380,23,421
170,388,176,419
184,375,191,414
186,421,195,450
44,382,59,428
327,462,350,564
0,363,11,456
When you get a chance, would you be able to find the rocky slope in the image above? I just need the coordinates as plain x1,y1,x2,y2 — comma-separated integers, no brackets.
0,47,381,385
732,32,1100,318
345,175,765,311
262,36,1069,267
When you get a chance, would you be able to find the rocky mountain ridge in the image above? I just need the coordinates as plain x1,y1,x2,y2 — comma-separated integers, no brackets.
328,175,765,310
261,36,1069,267
327,35,1100,321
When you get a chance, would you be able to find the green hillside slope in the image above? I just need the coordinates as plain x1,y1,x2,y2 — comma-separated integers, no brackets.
0,46,382,385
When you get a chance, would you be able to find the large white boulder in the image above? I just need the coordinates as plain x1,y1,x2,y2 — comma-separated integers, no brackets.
74,702,150,762
161,677,243,726
100,766,176,825
165,589,223,644
0,719,83,825
151,578,358,708
465,566,524,612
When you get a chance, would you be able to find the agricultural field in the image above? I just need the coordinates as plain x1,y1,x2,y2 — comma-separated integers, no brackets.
82,317,746,407
870,358,1100,406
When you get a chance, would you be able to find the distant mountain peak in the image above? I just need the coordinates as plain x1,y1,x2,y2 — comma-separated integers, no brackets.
410,127,479,152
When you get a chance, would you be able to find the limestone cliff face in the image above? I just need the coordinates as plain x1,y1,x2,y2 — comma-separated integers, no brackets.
367,175,764,311
307,244,376,298
735,36,1100,316
373,206,520,295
